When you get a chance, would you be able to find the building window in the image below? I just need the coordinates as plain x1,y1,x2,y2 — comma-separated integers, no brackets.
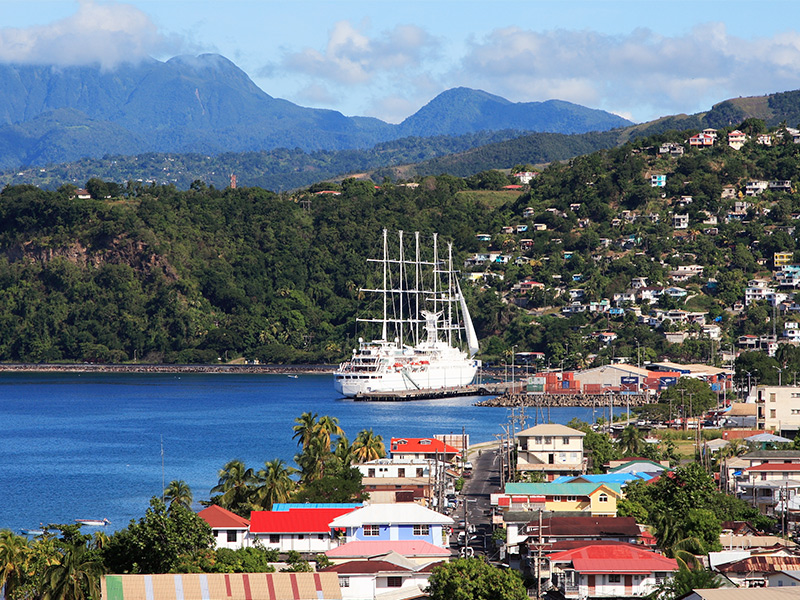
339,577,350,588
771,409,777,419
364,525,380,536
387,577,402,588
566,496,577,502
598,493,608,503
270,534,280,544
398,468,405,478
771,393,777,402
368,468,375,477
227,530,237,543
608,575,621,583
413,524,430,536
562,437,570,445
297,534,304,540
655,572,667,584
534,436,543,444
552,496,562,502
318,534,325,540
544,437,552,444
417,468,424,477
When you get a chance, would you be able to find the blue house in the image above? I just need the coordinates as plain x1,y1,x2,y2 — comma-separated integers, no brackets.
328,503,453,549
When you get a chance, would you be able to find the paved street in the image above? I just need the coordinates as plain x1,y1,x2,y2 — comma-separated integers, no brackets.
455,443,501,558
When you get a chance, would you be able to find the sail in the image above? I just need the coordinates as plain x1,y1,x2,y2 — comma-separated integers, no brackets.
457,279,480,357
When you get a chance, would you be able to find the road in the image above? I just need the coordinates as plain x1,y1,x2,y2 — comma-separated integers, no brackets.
454,443,501,559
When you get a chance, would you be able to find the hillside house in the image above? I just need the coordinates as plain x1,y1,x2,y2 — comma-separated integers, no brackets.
514,171,537,184
689,133,715,147
659,142,684,156
248,506,360,553
650,174,666,187
757,133,774,146
356,458,452,505
728,130,748,149
746,180,769,196
389,438,461,463
672,214,689,229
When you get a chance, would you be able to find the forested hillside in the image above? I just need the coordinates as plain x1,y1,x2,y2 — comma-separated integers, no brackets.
5,119,800,373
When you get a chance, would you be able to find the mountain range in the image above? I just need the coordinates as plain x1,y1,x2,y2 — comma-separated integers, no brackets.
0,54,632,169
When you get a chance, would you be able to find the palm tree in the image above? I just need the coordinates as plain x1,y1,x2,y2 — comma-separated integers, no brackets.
292,412,319,450
315,415,344,452
41,543,104,600
210,460,256,515
333,434,356,469
618,425,644,457
0,529,30,599
254,459,296,510
163,479,193,509
352,429,386,462
295,436,328,483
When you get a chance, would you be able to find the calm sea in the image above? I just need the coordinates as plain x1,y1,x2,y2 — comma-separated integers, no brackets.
0,372,596,533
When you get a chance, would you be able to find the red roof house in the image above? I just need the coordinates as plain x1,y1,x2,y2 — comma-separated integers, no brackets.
198,505,250,550
548,543,677,599
389,438,461,462
248,507,358,554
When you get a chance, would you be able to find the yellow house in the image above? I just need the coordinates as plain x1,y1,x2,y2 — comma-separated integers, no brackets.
500,482,622,517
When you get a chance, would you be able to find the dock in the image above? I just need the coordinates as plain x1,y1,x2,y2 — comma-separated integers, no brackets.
353,382,511,401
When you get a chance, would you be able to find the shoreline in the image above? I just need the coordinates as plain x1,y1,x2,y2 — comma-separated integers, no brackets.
0,363,336,374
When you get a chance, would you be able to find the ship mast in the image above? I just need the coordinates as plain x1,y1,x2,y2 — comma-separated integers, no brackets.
447,242,454,347
415,231,421,346
382,228,388,342
398,230,405,348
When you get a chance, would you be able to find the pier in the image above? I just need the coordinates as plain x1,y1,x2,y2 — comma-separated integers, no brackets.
353,382,511,401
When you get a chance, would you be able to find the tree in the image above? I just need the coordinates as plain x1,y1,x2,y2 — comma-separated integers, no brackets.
253,459,296,510
102,498,214,574
291,466,367,504
315,415,344,452
41,543,104,600
351,429,386,462
0,529,31,599
163,480,193,509
659,378,717,417
291,412,319,450
652,562,722,600
426,557,527,600
618,425,644,456
210,460,256,516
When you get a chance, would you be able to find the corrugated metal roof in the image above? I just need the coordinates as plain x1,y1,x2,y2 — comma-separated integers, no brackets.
717,555,800,573
389,438,460,455
101,573,342,600
249,507,356,533
528,516,640,538
549,543,677,574
329,504,453,527
197,505,250,529
504,482,623,496
324,561,411,574
516,424,586,437
684,589,800,600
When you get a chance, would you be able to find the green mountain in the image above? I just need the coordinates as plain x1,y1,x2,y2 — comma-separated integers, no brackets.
0,56,629,169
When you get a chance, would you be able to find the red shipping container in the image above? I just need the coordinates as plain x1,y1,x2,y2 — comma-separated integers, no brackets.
572,380,581,391
564,372,574,381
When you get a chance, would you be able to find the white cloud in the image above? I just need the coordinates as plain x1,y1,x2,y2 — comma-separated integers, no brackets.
0,0,175,69
274,20,439,85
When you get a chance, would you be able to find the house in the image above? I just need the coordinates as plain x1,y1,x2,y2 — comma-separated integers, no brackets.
100,573,343,600
475,233,491,242
650,174,666,187
356,458,452,505
533,223,548,231
548,543,677,598
499,482,622,517
389,438,461,463
736,461,800,515
728,130,748,149
771,180,793,192
328,503,453,549
515,424,586,480
514,171,537,184
659,142,684,156
746,180,769,196
716,555,800,588
689,133,715,147
776,252,795,268
523,207,536,218
512,516,641,553
248,506,359,553
755,386,800,436
325,540,451,566
322,552,442,600
73,188,92,200
672,214,689,229
757,134,775,146
721,185,738,199
198,505,250,550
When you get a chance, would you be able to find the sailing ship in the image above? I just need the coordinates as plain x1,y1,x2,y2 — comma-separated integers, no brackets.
334,229,480,397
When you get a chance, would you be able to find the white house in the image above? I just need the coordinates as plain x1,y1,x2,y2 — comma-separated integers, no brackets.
322,552,442,600
515,424,586,480
248,505,360,553
198,505,250,550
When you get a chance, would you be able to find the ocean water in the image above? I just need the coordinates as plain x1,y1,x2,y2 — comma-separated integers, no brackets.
0,372,596,533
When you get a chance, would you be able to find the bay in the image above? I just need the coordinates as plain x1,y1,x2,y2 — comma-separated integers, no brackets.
0,372,596,533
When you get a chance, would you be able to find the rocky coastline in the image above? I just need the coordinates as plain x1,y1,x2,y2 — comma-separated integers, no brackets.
476,392,652,408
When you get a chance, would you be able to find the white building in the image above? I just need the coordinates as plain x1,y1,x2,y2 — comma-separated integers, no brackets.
756,386,800,435
323,552,441,600
515,424,586,480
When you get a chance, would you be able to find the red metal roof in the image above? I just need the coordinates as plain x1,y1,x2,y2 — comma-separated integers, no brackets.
717,556,800,573
746,463,800,472
197,505,250,529
249,507,356,534
323,561,411,574
548,543,678,574
390,438,460,455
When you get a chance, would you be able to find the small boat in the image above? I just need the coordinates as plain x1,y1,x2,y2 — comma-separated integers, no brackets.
287,375,298,379
20,529,44,536
75,518,109,527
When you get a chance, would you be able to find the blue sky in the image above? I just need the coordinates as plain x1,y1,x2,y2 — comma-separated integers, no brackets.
2,0,800,124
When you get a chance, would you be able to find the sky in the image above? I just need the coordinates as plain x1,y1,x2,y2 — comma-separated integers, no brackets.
2,1,800,124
